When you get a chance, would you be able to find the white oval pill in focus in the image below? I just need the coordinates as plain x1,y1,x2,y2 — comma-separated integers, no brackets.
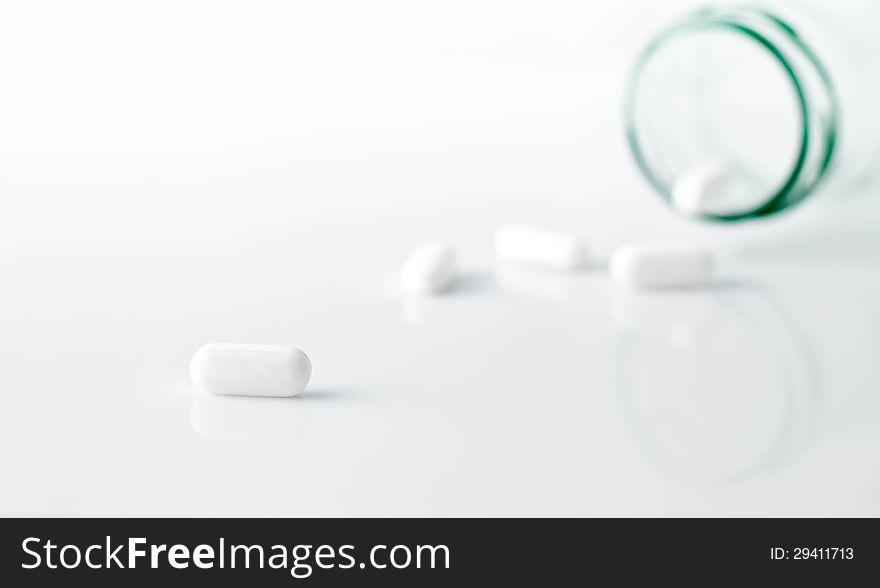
610,244,713,289
189,344,312,397
494,225,587,271
401,241,457,294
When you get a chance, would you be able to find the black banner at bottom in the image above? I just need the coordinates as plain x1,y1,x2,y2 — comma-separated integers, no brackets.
1,518,875,585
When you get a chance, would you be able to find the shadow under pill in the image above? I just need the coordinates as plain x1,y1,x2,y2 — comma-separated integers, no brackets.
296,389,357,402
452,271,494,295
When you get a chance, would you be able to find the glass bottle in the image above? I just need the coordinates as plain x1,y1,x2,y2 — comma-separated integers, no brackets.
625,2,880,221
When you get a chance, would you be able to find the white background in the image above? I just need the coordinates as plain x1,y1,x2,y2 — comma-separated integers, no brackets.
1,1,879,515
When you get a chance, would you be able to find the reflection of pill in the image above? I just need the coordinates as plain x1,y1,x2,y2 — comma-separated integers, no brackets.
401,241,457,294
190,395,309,443
494,225,586,270
671,161,729,216
610,244,712,289
190,344,311,397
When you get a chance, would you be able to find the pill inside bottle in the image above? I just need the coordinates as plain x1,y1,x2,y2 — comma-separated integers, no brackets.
671,161,730,216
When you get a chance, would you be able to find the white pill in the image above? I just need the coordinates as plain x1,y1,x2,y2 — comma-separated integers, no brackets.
190,344,311,397
610,244,712,289
671,161,730,216
494,225,587,271
401,241,457,294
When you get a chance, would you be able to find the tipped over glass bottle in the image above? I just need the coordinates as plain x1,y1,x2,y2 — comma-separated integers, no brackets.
625,2,880,222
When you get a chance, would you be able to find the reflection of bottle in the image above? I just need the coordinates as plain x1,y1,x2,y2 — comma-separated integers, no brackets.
625,2,880,221
612,285,815,483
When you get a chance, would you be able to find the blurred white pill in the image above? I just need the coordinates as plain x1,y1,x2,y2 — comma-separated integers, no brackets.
610,244,712,289
190,344,311,397
401,241,457,294
671,161,730,216
494,225,587,271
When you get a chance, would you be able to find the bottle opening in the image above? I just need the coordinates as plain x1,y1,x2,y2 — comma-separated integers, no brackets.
625,7,837,221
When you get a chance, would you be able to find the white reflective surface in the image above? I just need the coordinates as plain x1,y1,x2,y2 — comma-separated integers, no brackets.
1,1,879,516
